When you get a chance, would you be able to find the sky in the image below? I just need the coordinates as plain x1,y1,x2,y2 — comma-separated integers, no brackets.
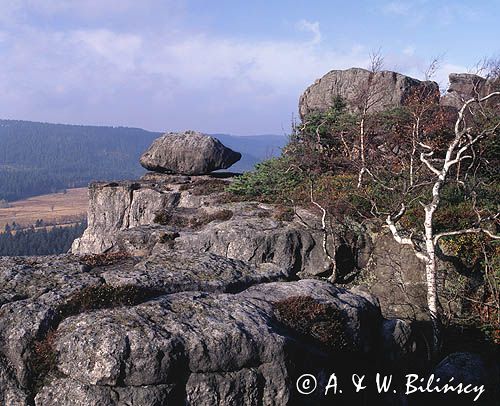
0,0,499,135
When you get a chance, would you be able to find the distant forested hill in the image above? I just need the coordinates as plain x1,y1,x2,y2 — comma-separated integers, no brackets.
0,119,286,201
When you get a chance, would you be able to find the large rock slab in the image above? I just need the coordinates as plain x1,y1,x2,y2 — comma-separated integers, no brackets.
299,67,439,119
0,250,291,405
140,131,241,175
34,279,383,405
72,179,182,254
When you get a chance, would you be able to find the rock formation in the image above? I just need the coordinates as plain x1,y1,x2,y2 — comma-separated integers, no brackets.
441,72,500,109
298,67,439,119
72,174,455,322
140,130,241,175
0,67,497,405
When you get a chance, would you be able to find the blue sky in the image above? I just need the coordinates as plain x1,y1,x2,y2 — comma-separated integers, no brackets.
0,1,498,135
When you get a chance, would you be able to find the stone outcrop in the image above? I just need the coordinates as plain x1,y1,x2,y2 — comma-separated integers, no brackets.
299,68,439,119
70,174,450,321
0,250,408,405
2,66,496,405
441,72,500,109
72,175,340,279
139,131,241,175
430,352,499,405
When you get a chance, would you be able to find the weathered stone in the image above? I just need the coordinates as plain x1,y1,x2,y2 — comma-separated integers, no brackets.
354,233,428,320
71,181,180,254
379,319,415,372
441,73,500,109
49,280,381,405
140,131,241,175
431,352,499,405
299,67,439,119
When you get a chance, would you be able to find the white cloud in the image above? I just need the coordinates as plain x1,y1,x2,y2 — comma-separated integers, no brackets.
0,18,374,134
296,20,322,45
0,9,472,134
403,46,415,56
70,29,142,71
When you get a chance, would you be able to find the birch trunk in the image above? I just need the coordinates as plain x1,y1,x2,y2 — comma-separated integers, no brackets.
424,206,440,353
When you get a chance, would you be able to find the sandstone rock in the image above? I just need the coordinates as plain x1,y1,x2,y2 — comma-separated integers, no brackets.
71,181,181,254
379,319,415,372
1,239,394,406
441,73,500,109
71,178,339,279
44,280,381,405
354,233,428,320
430,352,499,405
299,67,439,119
140,131,241,175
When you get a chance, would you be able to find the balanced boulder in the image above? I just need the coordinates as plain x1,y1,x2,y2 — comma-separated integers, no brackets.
140,130,241,175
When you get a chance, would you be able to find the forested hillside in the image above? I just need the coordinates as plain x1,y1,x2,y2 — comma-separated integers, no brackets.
0,120,286,201
0,120,159,201
0,221,87,256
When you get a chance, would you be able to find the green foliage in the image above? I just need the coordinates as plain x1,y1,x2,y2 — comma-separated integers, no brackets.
154,208,233,229
226,157,305,203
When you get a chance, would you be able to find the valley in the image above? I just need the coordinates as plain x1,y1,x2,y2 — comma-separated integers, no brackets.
0,188,88,232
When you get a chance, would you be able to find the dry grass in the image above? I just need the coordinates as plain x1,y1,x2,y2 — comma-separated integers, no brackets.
0,188,88,231
274,296,351,352
78,251,131,268
154,209,234,229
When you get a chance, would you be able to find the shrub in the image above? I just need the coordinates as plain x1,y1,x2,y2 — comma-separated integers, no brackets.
154,209,233,229
273,205,294,221
30,330,59,393
226,157,304,203
179,178,229,196
57,284,164,317
78,251,131,268
274,295,351,352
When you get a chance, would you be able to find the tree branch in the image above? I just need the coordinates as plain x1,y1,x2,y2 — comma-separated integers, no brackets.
434,228,500,245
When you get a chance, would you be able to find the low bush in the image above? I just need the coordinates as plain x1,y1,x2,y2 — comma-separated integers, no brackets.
273,205,295,221
274,295,351,352
78,251,131,268
57,284,164,318
226,157,305,203
154,209,233,229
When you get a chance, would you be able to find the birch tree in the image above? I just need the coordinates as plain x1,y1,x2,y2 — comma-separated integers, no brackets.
290,60,499,354
382,66,500,352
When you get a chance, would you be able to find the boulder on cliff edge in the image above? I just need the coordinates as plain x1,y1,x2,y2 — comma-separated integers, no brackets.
140,130,241,175
299,67,439,119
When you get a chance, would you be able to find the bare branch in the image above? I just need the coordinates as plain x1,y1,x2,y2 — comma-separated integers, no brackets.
420,151,441,176
385,205,427,261
309,179,337,281
434,228,500,245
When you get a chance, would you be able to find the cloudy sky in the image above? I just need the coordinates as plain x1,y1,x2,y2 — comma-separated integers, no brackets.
0,0,498,135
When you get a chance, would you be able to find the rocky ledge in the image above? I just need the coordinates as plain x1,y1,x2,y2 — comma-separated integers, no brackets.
1,246,411,405
1,174,498,405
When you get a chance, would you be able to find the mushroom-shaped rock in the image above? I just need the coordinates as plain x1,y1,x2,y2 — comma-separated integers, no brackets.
140,131,241,175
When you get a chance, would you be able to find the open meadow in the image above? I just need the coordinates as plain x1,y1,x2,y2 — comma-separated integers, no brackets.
0,188,88,231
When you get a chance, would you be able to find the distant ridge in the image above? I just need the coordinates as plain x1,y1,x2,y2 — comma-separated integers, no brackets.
0,119,286,201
